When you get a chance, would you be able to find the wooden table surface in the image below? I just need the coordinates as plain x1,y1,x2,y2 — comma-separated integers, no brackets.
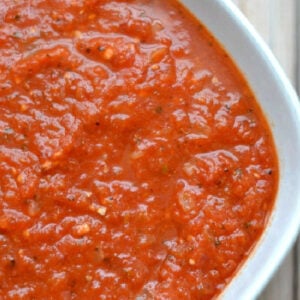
231,1,300,299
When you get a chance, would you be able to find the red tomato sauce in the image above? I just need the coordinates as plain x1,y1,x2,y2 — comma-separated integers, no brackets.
0,0,278,299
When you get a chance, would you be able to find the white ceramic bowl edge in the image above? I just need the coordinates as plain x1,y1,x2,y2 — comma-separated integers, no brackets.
180,1,300,299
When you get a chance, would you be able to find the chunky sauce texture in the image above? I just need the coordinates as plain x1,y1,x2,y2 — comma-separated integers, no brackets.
0,0,278,299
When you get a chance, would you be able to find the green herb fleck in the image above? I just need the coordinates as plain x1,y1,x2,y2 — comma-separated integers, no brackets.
214,237,221,247
12,31,22,39
234,168,243,179
10,258,16,267
225,104,231,111
161,164,169,174
244,222,252,229
155,106,163,114
3,128,14,134
266,169,273,175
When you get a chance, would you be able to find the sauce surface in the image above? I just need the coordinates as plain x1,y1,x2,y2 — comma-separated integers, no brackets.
0,0,278,299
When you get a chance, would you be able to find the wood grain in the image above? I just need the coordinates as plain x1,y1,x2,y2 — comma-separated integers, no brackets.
296,1,300,297
231,1,299,299
232,0,297,81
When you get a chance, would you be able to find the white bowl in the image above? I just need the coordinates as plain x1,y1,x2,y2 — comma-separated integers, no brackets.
180,0,300,299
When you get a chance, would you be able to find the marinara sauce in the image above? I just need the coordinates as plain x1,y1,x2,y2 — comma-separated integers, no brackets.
0,0,278,299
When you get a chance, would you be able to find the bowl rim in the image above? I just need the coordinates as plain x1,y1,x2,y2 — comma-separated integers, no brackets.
180,0,300,299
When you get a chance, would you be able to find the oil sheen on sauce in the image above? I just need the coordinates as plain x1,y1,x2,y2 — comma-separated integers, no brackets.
0,0,278,299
